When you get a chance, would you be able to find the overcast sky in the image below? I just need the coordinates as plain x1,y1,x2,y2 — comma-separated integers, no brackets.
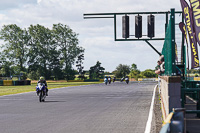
0,0,189,72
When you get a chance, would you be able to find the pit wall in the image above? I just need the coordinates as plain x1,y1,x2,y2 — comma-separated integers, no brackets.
0,80,31,86
160,76,181,120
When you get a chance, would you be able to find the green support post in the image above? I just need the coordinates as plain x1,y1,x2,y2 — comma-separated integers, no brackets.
170,9,176,76
182,13,185,78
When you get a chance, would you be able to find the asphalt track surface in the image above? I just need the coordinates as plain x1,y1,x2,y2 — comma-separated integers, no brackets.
0,81,157,133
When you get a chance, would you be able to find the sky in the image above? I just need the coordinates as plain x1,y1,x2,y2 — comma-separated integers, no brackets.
0,0,189,72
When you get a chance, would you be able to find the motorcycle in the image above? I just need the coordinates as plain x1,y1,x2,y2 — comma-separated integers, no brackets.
113,77,116,83
104,78,108,85
108,77,111,84
36,83,46,102
125,77,129,84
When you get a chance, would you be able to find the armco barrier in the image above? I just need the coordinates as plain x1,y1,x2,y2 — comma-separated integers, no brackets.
138,78,158,81
13,80,31,85
24,80,31,85
64,79,101,82
84,79,99,82
194,77,200,81
3,80,13,86
187,77,194,81
18,80,25,85
0,80,3,86
1,80,31,86
13,81,19,86
68,80,84,82
138,78,143,81
99,79,104,82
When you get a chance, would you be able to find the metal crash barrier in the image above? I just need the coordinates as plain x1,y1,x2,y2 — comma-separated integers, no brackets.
160,108,185,133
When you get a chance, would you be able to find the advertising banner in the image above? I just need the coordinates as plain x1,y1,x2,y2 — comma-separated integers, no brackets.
180,0,199,68
179,22,189,69
189,0,200,46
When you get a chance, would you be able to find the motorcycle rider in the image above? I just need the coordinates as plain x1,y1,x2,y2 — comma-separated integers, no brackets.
108,76,111,84
113,76,116,83
104,75,108,85
37,76,48,96
121,77,124,82
125,76,129,84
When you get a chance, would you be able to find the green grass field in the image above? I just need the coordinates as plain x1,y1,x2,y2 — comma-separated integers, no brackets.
0,81,101,96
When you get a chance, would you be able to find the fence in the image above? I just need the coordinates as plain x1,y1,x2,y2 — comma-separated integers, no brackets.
161,9,176,76
159,9,186,132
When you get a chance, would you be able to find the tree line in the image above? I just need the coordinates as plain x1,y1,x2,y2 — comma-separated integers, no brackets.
0,23,84,80
88,62,157,80
0,23,157,81
112,63,157,80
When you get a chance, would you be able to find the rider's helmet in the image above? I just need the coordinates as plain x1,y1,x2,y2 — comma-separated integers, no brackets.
40,76,45,81
105,75,107,78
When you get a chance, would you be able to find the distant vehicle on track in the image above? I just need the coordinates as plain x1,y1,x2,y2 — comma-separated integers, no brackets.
104,76,108,85
125,76,129,84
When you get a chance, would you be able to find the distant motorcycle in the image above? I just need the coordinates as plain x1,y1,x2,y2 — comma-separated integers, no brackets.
125,77,129,84
104,78,108,85
108,77,111,84
113,77,116,83
36,83,46,102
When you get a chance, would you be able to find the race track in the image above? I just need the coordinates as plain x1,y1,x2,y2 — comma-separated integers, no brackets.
0,81,157,133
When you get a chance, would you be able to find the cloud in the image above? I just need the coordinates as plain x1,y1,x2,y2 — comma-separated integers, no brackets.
0,0,187,72
37,0,42,4
0,0,37,10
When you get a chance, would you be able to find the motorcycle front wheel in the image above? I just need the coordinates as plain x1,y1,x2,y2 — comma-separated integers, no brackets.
39,91,45,102
39,92,42,102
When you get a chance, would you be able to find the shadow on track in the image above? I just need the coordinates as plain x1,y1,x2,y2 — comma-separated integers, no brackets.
43,101,66,103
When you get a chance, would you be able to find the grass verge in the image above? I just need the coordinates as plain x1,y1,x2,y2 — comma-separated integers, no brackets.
0,81,101,96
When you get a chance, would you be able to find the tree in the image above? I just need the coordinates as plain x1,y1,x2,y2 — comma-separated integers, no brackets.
27,70,40,80
0,23,85,80
140,69,156,78
0,61,14,77
130,69,141,79
0,24,30,72
28,24,54,79
113,64,130,78
131,63,137,71
89,61,105,79
129,63,140,80
76,54,85,79
52,23,84,80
